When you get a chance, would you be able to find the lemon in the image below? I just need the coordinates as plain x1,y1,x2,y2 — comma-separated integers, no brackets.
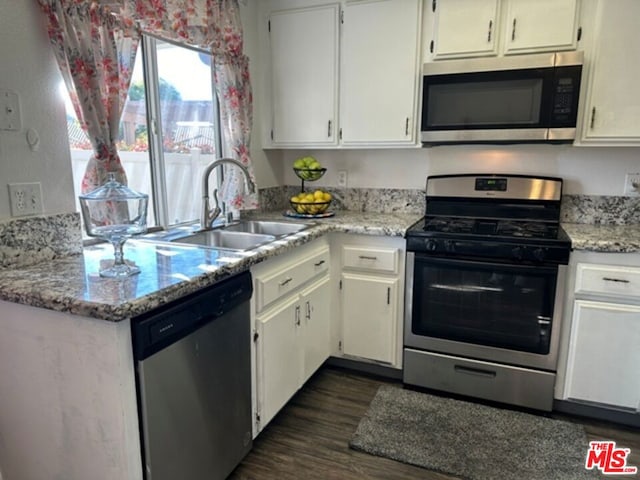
323,192,332,202
313,190,324,200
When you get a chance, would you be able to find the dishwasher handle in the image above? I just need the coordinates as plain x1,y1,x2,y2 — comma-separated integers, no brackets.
132,271,253,360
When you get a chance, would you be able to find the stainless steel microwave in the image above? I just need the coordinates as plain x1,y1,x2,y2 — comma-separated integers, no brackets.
420,51,583,145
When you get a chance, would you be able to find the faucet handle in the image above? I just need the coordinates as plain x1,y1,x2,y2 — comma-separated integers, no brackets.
208,188,221,226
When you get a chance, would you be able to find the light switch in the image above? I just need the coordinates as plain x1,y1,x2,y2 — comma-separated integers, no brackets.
0,89,22,131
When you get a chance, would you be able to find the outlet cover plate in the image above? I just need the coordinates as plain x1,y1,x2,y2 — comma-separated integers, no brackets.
8,182,43,217
0,89,22,131
337,170,348,188
624,173,640,195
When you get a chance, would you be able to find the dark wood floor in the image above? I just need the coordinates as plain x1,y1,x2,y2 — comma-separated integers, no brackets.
230,366,640,480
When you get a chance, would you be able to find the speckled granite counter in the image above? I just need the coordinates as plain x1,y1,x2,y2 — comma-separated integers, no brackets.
562,223,640,253
0,211,421,322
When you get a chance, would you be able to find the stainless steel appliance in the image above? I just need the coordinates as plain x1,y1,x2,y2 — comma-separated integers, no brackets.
404,174,571,411
132,272,253,480
420,51,583,145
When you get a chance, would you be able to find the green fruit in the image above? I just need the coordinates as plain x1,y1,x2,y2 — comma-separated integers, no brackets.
293,158,306,169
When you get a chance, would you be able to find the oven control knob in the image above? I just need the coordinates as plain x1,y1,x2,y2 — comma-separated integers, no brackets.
533,247,546,261
425,239,438,251
511,246,524,260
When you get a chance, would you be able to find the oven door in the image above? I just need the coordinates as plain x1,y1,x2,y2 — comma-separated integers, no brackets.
404,252,567,371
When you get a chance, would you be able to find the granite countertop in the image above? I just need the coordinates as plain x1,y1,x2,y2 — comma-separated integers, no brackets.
562,223,640,253
0,211,421,322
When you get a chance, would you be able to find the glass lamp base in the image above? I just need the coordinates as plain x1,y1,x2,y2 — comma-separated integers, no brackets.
99,262,141,278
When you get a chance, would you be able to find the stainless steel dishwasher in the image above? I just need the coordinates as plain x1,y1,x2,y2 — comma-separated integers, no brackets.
132,271,253,480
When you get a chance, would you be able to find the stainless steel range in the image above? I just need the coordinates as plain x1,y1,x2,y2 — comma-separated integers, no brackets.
403,174,571,411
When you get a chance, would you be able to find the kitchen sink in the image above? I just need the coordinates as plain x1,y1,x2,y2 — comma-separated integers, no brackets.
169,230,276,251
223,220,310,237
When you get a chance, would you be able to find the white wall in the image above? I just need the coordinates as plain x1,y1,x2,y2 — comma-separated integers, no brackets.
0,1,76,219
280,145,640,195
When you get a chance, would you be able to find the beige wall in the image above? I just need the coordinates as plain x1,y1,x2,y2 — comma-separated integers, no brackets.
0,0,76,219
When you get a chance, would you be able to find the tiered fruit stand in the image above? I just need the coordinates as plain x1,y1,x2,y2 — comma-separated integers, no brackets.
285,167,334,218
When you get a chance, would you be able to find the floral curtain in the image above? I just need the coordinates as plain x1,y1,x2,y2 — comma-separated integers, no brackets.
38,0,139,194
122,0,259,211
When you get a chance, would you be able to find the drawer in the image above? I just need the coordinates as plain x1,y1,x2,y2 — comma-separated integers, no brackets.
255,247,329,312
342,245,398,274
575,263,640,299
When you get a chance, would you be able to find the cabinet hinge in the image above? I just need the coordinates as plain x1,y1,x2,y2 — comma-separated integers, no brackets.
577,26,582,42
340,10,344,24
268,20,271,32
432,0,436,12
253,331,259,342
430,40,434,54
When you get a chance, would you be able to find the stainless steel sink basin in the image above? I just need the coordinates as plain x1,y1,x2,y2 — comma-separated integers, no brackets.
223,220,310,237
170,230,276,251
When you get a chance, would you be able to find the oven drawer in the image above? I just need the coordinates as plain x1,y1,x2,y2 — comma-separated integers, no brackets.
403,348,556,411
575,263,640,299
342,246,399,274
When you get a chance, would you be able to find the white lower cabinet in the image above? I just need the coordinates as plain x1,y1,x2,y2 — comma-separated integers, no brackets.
332,234,406,368
564,300,640,410
557,252,640,414
251,238,331,435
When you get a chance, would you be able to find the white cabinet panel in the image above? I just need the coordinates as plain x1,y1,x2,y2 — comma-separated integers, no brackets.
269,4,339,146
300,276,331,383
503,0,579,55
579,0,640,144
564,300,640,411
341,272,398,364
340,0,420,145
432,0,499,59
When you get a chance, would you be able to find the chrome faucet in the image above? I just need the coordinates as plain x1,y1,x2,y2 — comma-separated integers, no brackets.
201,158,257,231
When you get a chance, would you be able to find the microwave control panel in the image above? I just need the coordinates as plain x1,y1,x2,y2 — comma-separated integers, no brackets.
550,65,582,126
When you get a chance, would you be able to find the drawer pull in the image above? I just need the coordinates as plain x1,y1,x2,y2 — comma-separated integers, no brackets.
454,365,497,379
358,255,378,261
314,260,325,267
279,277,293,287
602,277,630,284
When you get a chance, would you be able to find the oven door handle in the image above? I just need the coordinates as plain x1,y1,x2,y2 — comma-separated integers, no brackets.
454,365,497,379
413,253,558,275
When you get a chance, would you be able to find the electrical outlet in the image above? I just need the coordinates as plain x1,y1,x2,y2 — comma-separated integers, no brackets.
624,173,640,195
8,182,43,216
337,170,348,188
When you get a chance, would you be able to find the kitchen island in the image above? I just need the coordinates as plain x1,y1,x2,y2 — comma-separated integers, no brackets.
0,210,420,480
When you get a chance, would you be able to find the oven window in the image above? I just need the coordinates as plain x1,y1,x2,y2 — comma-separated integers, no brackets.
412,256,557,354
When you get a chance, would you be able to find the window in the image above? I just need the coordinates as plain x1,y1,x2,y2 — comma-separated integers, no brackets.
65,35,222,228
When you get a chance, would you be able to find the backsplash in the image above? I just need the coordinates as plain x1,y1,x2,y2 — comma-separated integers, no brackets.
0,213,82,269
258,188,640,226
560,195,640,225
257,186,425,214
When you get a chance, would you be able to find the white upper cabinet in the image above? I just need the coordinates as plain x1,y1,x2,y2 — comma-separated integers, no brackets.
427,0,580,60
578,0,640,145
431,0,499,59
340,0,421,145
503,0,580,55
269,4,339,146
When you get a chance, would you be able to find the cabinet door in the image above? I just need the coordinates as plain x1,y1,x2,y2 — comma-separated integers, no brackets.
269,4,339,146
341,272,398,364
503,0,579,55
564,300,640,410
340,0,421,145
300,276,331,383
431,0,499,59
256,295,302,427
580,0,640,144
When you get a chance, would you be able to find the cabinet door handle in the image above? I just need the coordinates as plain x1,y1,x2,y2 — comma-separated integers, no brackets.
328,120,332,137
602,277,630,284
314,260,325,267
405,117,409,136
295,305,301,326
359,255,378,260
590,107,596,129
279,277,292,287
306,301,311,320
387,287,390,305
487,20,493,42
511,18,517,41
